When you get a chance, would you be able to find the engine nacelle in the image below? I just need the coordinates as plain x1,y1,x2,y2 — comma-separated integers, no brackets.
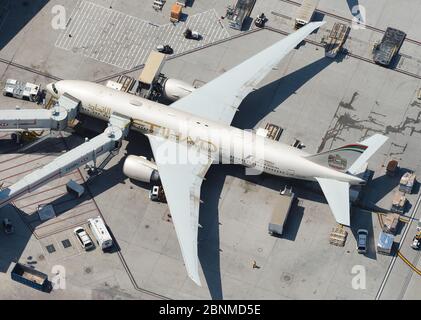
123,155,160,184
162,78,195,102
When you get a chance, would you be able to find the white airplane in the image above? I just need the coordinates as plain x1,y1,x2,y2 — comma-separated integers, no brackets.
43,21,388,286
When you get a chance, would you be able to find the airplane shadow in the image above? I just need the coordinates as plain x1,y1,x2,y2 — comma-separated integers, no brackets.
232,57,336,129
0,0,50,50
0,134,72,155
0,205,33,273
350,208,377,260
346,0,360,15
362,171,401,209
198,165,314,299
198,165,225,300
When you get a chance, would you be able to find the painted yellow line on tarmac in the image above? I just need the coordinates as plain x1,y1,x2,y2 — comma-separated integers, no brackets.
397,251,421,276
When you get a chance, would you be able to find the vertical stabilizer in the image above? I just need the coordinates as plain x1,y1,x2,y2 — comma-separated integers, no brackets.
307,134,388,175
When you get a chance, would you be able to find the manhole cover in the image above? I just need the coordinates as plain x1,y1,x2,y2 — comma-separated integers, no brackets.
46,244,56,254
84,267,92,274
62,239,72,249
38,254,45,261
281,272,294,283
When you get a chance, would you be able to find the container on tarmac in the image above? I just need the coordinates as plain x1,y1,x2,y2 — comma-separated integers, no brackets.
373,27,406,66
170,3,182,22
66,179,85,198
268,189,294,236
11,263,50,292
377,232,394,255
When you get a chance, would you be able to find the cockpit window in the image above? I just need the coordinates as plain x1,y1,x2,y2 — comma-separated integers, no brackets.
52,83,58,95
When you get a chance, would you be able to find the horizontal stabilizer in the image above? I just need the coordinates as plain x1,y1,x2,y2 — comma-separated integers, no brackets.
316,177,350,226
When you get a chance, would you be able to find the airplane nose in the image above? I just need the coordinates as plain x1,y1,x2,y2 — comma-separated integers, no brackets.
46,82,60,98
46,83,54,95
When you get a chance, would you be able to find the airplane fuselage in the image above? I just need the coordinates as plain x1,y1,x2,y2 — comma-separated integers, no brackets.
48,80,363,185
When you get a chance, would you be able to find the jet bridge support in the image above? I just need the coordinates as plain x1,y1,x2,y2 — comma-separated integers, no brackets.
0,114,130,210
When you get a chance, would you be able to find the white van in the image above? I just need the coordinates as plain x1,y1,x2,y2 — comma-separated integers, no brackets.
87,216,113,250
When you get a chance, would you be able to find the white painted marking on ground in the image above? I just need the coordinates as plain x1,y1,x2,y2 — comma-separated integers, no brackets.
55,2,230,70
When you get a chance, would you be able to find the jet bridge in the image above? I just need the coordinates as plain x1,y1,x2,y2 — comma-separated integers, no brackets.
0,115,130,209
0,93,80,132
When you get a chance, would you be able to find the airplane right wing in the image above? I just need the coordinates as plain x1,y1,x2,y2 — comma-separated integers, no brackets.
147,134,212,286
169,21,325,125
316,177,350,226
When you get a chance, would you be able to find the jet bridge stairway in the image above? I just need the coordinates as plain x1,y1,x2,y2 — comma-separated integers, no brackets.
0,95,131,210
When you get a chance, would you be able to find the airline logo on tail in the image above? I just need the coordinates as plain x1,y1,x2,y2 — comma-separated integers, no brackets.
327,144,368,170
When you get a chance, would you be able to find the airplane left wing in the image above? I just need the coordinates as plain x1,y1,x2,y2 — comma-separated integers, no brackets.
169,21,325,125
147,134,212,286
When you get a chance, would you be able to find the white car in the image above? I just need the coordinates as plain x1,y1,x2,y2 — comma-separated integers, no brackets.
73,227,94,251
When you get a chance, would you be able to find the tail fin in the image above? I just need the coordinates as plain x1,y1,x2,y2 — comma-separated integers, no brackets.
307,134,388,175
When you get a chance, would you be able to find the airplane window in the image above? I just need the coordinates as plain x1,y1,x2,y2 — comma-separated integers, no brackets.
52,83,58,95
130,100,143,107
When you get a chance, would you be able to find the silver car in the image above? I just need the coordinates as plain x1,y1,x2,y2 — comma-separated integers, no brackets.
357,229,368,254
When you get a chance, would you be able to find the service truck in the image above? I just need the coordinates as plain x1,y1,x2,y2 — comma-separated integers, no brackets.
3,79,41,102
88,216,113,250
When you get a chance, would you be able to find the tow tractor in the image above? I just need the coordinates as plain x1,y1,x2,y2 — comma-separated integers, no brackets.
183,28,201,40
149,185,167,203
411,231,421,250
254,13,267,28
156,44,174,54
3,79,42,103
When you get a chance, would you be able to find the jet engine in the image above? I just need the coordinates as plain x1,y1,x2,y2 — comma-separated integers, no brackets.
162,78,196,102
123,155,160,184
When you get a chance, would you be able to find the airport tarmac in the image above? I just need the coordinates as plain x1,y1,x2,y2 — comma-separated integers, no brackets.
0,0,421,299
